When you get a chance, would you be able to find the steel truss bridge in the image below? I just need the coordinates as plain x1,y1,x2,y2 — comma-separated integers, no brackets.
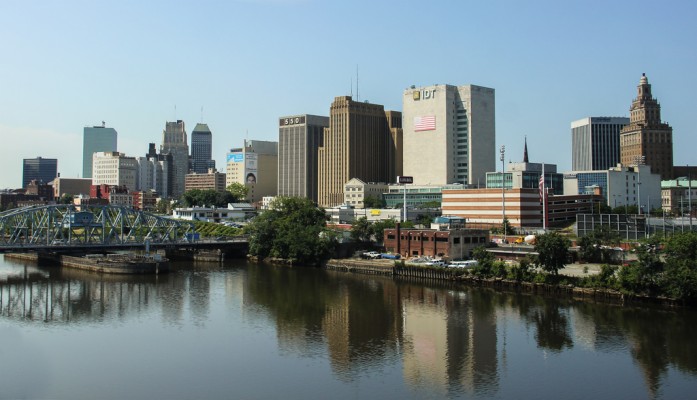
0,204,197,252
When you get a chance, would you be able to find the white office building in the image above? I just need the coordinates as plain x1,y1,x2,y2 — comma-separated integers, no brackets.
402,84,495,187
92,152,138,191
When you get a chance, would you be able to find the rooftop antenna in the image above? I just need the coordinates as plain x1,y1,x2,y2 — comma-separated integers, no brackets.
174,105,177,121
350,76,353,97
356,64,359,101
200,106,204,123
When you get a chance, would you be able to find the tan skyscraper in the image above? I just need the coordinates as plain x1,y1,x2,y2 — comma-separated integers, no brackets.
619,74,673,180
317,96,402,208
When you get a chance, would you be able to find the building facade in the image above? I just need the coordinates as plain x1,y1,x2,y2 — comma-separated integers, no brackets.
22,157,58,188
402,84,495,187
619,74,673,180
82,124,117,179
92,152,138,191
383,183,465,209
486,162,563,195
571,117,629,171
184,169,227,193
441,188,601,228
317,96,402,207
563,164,661,210
160,120,189,198
190,123,215,174
226,140,278,204
52,177,92,199
277,114,329,202
343,178,389,208
383,226,489,260
661,179,697,215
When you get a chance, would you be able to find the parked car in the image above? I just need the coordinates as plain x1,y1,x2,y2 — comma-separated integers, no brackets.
362,251,382,259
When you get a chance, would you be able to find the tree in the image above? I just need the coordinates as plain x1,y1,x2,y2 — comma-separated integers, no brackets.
226,183,249,202
59,193,74,204
245,197,335,265
363,195,385,208
350,217,373,243
534,232,571,275
155,199,172,215
180,189,234,208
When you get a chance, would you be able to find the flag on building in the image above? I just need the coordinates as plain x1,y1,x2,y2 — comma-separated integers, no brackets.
414,115,436,131
539,173,545,202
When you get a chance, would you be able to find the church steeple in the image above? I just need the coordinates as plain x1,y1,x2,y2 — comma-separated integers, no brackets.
523,136,529,163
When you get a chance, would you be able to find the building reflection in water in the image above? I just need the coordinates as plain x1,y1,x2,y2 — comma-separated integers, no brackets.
2,257,697,398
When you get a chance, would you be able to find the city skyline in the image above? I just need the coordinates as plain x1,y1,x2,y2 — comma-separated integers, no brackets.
1,1,696,188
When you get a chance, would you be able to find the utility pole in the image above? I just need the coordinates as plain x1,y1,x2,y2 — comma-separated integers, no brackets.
500,145,506,242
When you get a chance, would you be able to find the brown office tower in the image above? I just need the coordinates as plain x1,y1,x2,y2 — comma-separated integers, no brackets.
619,74,673,180
317,96,402,208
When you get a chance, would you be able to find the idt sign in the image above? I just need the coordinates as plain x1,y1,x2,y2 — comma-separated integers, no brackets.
398,176,413,184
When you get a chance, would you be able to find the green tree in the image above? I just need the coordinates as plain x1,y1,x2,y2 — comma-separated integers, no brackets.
180,189,234,207
226,182,249,202
363,195,385,208
245,197,334,265
59,193,74,204
534,232,571,275
661,232,697,301
155,199,172,215
350,217,373,243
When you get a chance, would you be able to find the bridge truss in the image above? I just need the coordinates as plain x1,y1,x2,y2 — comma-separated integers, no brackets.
0,205,196,249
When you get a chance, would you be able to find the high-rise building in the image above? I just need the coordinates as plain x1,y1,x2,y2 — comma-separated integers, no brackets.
22,157,58,188
317,96,402,208
92,152,138,191
571,117,629,171
190,123,215,174
136,143,171,198
278,114,329,202
402,84,495,187
226,140,278,204
82,123,117,179
620,74,674,180
160,120,189,198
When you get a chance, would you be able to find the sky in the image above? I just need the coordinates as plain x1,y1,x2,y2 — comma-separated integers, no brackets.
1,0,696,189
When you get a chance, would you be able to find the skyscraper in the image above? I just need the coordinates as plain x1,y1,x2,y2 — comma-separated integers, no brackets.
402,84,495,186
82,123,117,179
190,123,215,174
317,96,402,208
278,114,329,202
571,117,629,171
619,74,674,180
160,120,189,198
22,157,58,188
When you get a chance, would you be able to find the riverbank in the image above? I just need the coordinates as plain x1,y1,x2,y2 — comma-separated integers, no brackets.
324,258,684,308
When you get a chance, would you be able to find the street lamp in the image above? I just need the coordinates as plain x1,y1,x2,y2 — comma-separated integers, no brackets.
634,156,645,216
500,145,506,242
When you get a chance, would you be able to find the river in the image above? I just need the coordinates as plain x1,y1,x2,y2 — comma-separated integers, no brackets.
1,255,696,399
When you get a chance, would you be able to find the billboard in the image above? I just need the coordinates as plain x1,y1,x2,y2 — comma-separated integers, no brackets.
245,153,258,185
227,153,244,163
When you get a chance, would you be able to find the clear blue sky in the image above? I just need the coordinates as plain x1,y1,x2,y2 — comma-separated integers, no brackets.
1,0,696,188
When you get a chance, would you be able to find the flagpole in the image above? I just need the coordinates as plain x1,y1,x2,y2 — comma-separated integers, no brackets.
542,163,546,230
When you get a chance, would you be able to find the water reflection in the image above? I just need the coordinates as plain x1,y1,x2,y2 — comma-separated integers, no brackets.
1,256,696,399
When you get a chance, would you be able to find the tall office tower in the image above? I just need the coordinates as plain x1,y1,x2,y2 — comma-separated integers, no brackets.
278,114,329,202
402,84,495,187
226,140,278,204
22,157,58,188
92,152,138,191
190,123,215,173
136,143,171,198
82,123,117,179
317,96,402,208
160,120,189,198
620,74,674,180
571,117,629,171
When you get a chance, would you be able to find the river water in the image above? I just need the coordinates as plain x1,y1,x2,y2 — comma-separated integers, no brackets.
1,255,696,400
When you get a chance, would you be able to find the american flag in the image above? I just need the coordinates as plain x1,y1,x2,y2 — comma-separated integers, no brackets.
539,174,545,202
414,115,436,131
